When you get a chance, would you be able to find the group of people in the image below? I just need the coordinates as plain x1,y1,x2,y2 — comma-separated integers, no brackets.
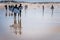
5,4,54,17
10,4,23,17
5,4,23,17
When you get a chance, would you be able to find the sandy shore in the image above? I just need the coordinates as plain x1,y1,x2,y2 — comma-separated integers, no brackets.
0,2,60,9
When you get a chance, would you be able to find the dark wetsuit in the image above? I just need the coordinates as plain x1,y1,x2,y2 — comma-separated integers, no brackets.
5,5,7,10
51,5,54,9
51,5,54,16
13,5,18,17
18,4,23,17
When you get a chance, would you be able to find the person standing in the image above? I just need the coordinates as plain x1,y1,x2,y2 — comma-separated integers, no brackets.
13,4,18,17
5,5,7,11
42,5,44,16
18,4,23,17
51,5,54,16
5,5,7,16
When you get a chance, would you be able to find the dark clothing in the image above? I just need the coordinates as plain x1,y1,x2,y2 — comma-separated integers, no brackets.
18,4,23,17
5,5,7,10
14,13,16,16
51,5,54,9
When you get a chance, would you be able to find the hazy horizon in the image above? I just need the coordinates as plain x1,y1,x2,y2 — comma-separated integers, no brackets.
0,0,60,2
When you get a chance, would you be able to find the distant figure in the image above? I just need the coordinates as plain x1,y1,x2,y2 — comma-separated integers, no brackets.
5,5,7,10
51,5,54,16
42,5,44,16
25,5,28,15
9,5,11,16
13,4,18,17
11,5,14,12
5,5,7,16
25,5,28,10
9,5,14,16
18,4,23,17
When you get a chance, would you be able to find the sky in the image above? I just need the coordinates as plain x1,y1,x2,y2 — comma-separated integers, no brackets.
1,0,60,2
15,0,60,2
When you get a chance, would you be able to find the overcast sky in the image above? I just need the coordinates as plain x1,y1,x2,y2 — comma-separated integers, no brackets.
1,0,60,2
15,0,60,2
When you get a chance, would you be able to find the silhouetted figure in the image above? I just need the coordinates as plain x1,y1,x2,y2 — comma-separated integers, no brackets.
11,5,14,16
42,5,44,16
51,5,54,16
5,5,7,10
13,4,18,17
9,5,14,16
5,5,7,16
18,4,23,17
8,5,11,16
25,5,28,15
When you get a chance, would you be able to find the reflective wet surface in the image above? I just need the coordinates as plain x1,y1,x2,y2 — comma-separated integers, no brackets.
0,4,60,40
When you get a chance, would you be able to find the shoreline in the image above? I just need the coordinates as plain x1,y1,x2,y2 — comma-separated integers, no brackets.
0,2,60,8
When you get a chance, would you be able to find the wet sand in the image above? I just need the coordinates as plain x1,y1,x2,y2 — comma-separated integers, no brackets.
0,3,60,40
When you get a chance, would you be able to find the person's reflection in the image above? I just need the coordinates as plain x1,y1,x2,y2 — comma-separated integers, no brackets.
10,16,22,35
18,18,22,35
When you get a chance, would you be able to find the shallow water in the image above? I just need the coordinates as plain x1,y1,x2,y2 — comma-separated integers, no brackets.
0,4,60,40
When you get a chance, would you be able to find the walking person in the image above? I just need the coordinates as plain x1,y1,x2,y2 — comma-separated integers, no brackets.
51,5,54,16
